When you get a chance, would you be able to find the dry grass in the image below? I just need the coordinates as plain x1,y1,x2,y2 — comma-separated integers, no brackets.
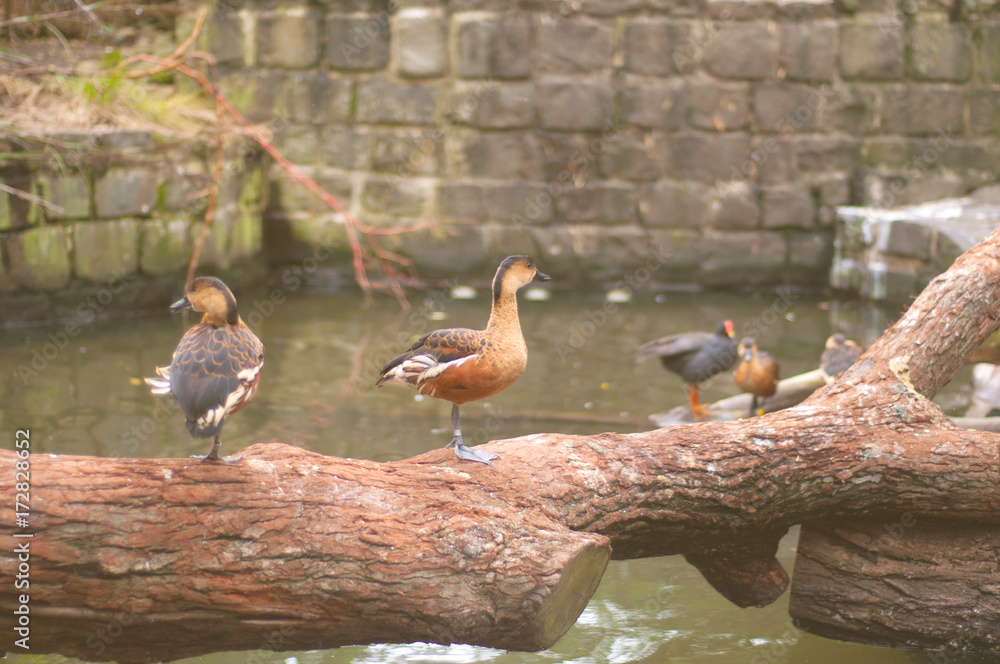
0,70,221,135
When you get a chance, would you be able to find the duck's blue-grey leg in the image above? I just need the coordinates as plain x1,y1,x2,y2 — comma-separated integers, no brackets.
446,403,499,465
192,435,242,463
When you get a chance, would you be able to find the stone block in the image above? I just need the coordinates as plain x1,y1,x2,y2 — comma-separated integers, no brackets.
362,177,431,217
284,73,353,125
486,183,555,225
645,228,705,283
397,13,449,79
95,130,153,153
537,79,614,131
217,71,287,123
788,231,834,276
356,79,437,125
139,219,190,275
456,16,532,80
639,180,711,228
703,21,779,80
534,132,597,184
976,24,1000,82
824,85,878,134
699,231,787,287
780,20,838,82
447,130,543,179
621,78,686,130
685,81,750,131
762,186,815,229
10,225,72,290
438,183,485,221
753,82,830,133
94,168,158,218
370,128,443,176
623,19,698,76
794,136,863,172
881,85,964,135
276,125,320,165
326,14,390,71
202,9,245,67
598,130,666,182
751,136,796,185
257,10,320,69
909,19,971,81
970,88,1000,135
529,223,579,282
711,181,760,230
878,218,933,260
666,132,751,183
840,21,904,80
537,16,613,73
74,220,138,282
555,184,637,225
34,172,91,220
403,224,491,278
447,82,535,129
816,178,851,226
562,225,658,283
321,127,371,170
939,142,999,174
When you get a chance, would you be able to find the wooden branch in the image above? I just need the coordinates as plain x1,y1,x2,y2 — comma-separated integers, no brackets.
4,230,1000,661
790,517,1000,650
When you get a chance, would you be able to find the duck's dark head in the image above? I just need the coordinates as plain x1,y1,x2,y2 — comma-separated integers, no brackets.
738,337,756,361
171,276,239,326
492,255,550,303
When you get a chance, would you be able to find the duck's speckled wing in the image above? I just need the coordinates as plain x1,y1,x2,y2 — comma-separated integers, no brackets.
377,327,482,389
166,323,264,438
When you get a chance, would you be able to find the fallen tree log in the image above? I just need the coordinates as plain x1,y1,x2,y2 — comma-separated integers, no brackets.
4,228,1000,662
790,517,1000,650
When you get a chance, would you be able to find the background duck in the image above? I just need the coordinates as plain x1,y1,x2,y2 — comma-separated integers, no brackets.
376,255,550,465
636,320,738,420
733,337,780,416
144,277,264,462
820,333,863,384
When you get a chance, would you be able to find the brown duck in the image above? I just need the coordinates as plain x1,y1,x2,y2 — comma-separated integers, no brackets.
733,337,780,416
820,333,862,384
376,256,550,465
145,277,264,462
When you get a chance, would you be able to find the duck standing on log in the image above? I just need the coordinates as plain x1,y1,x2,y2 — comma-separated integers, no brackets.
145,277,264,462
733,337,780,417
636,320,738,420
376,256,550,465
820,333,863,384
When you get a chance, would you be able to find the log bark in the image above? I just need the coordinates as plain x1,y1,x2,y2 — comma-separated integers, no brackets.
4,228,1000,661
789,517,1000,650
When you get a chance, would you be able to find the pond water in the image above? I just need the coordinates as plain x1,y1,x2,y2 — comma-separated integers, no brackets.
0,280,987,664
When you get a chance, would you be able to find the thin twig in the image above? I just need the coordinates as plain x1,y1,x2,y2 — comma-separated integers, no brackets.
0,182,65,214
71,0,105,28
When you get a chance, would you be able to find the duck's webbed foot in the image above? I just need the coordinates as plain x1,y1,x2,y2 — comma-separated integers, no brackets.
192,437,242,463
447,435,499,465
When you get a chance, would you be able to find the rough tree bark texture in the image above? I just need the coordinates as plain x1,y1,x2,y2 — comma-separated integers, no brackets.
790,517,1000,651
3,229,1000,662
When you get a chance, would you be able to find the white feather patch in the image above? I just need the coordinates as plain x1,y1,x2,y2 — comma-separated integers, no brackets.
237,362,263,384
